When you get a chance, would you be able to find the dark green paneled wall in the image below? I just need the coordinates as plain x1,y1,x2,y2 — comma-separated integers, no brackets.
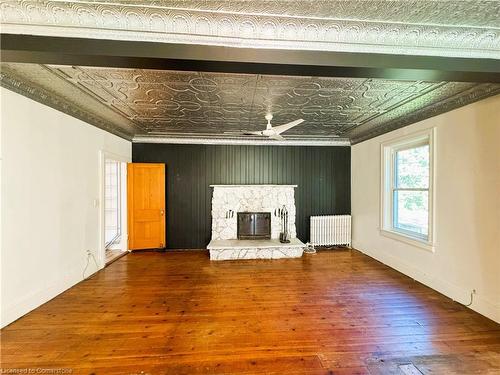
132,144,350,249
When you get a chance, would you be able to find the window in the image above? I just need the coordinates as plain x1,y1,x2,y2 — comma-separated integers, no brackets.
381,129,434,249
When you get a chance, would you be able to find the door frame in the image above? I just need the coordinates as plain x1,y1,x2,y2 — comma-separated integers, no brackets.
98,150,131,269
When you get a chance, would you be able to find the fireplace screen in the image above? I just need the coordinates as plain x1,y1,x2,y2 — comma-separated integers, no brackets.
237,212,271,240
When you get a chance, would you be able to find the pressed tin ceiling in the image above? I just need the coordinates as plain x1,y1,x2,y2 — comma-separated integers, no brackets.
1,63,499,144
1,1,499,144
1,0,499,59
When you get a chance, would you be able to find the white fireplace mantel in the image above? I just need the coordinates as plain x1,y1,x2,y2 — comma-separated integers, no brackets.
210,184,297,188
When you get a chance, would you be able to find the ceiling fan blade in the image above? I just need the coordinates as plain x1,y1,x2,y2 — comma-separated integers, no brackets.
272,119,305,134
223,131,263,136
269,134,286,141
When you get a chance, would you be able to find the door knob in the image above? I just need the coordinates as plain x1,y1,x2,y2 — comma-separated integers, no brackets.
160,210,164,215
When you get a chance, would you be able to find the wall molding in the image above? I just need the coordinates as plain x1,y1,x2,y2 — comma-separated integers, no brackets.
350,84,500,144
0,69,133,140
1,1,499,59
133,136,350,147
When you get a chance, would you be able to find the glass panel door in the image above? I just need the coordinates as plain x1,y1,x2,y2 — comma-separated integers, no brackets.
104,159,121,248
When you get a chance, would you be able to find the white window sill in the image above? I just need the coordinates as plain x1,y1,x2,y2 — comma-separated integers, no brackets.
380,229,435,252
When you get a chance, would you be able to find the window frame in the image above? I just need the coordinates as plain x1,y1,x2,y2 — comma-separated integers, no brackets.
380,128,435,251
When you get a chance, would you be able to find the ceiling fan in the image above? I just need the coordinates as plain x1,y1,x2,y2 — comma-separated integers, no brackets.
225,114,304,141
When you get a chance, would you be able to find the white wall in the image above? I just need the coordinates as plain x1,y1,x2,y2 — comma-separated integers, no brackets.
351,94,500,323
0,88,131,327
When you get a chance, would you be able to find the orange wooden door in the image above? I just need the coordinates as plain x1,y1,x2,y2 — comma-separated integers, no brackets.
127,163,166,250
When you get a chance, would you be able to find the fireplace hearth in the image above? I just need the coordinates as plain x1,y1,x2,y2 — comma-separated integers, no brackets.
237,212,271,240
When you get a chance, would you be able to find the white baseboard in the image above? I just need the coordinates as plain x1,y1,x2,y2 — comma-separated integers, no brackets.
355,244,500,323
1,262,100,328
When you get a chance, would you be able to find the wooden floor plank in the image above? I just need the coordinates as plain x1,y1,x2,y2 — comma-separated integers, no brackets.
1,250,499,374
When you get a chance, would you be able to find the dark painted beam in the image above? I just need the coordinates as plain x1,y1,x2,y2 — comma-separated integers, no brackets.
1,34,500,83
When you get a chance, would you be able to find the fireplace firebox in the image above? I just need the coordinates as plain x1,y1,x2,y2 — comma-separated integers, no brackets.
237,212,271,240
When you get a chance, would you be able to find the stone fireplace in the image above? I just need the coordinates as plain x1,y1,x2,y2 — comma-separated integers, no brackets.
207,185,304,260
209,184,297,240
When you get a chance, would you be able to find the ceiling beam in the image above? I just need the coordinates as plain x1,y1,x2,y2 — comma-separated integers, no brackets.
1,34,500,83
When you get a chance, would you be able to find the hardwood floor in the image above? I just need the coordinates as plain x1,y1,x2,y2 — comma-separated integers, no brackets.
1,250,499,374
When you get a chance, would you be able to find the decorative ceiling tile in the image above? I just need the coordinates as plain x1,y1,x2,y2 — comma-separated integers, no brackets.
1,1,499,58
1,63,499,144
